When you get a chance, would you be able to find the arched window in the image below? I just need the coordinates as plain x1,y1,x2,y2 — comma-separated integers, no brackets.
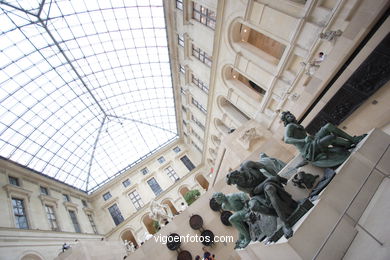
161,199,179,215
195,174,209,190
219,97,250,126
121,229,138,248
142,214,157,235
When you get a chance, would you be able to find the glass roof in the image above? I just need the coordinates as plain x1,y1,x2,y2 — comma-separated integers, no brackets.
0,0,178,193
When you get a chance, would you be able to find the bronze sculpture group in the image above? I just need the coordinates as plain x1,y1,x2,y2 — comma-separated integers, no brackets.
212,111,367,249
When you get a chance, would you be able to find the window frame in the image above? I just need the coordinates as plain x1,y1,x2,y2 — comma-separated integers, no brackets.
147,177,163,196
108,203,124,226
45,204,59,231
12,198,29,229
122,179,131,188
128,190,144,210
192,2,216,30
68,210,81,233
103,192,112,201
164,166,180,182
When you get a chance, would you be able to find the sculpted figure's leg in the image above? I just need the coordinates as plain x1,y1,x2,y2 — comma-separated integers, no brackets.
248,197,277,216
320,123,366,145
264,184,294,238
229,211,251,248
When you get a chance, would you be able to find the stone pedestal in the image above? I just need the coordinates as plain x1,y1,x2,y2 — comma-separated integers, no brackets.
237,129,390,260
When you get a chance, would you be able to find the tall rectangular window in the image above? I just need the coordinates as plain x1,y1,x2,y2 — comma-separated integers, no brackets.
108,204,124,226
191,97,207,114
9,176,19,186
129,190,144,210
165,166,180,182
181,155,196,171
191,115,205,131
178,34,184,47
191,140,203,153
12,198,28,229
147,178,163,196
192,2,216,30
192,45,212,67
45,205,59,231
176,0,183,10
191,74,209,93
179,64,186,74
69,210,81,233
87,214,98,234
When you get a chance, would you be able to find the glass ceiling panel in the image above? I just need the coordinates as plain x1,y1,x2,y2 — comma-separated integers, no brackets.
0,0,178,193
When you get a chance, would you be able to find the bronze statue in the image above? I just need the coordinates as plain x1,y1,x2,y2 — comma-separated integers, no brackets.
280,111,366,167
212,192,252,249
227,153,286,196
226,155,298,239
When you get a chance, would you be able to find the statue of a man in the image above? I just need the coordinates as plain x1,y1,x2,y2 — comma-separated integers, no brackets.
227,169,297,239
227,153,286,196
280,111,366,167
149,200,173,226
212,192,251,249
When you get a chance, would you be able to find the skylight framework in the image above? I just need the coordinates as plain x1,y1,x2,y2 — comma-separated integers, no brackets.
0,0,178,193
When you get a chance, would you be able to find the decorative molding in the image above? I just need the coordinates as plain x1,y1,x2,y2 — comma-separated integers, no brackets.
39,194,59,208
63,201,79,213
83,207,94,215
101,196,119,210
238,127,262,150
3,184,32,201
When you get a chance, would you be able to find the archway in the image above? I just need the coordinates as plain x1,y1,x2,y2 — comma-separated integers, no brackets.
120,229,138,248
215,118,231,134
179,186,190,197
161,199,178,215
219,96,250,126
231,21,286,65
195,174,209,190
20,253,43,260
142,214,157,235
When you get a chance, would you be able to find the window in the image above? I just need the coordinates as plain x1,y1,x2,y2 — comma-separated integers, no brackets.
182,105,187,113
108,204,124,226
180,87,186,95
191,141,203,153
69,210,81,233
191,97,207,114
82,200,88,207
128,190,144,210
9,176,19,186
63,194,70,202
141,167,149,175
165,166,180,182
192,2,216,30
176,0,183,10
103,192,112,201
147,178,163,196
178,34,184,47
192,45,212,67
179,64,186,74
191,115,205,131
40,186,49,196
12,198,28,229
87,214,98,234
191,74,209,93
45,205,59,231
191,129,204,142
157,156,166,164
122,179,131,187
183,120,188,127
181,155,196,171
173,146,181,153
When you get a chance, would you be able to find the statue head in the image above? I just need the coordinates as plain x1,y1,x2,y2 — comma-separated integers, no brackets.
280,111,297,126
226,169,245,185
212,192,226,204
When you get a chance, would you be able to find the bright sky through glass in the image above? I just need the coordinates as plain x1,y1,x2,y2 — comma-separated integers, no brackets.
0,0,178,193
